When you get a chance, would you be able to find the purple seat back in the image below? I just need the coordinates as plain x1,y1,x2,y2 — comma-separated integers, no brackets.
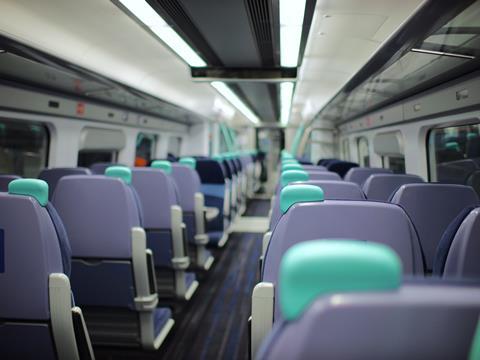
0,175,20,192
363,174,424,201
344,167,393,186
171,164,201,212
390,183,479,272
131,168,178,229
39,167,91,199
443,207,480,279
302,165,327,171
0,193,62,319
52,175,139,259
264,201,423,319
260,284,480,360
269,181,365,230
307,171,341,181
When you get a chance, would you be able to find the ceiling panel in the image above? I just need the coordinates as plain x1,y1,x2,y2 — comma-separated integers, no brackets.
236,82,278,122
291,0,424,124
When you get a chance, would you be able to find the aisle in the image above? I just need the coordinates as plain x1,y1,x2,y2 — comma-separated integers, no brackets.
95,201,267,360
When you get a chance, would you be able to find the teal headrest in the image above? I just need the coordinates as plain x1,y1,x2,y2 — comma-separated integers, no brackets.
445,141,460,152
212,155,223,162
105,166,132,184
280,240,402,320
282,159,299,166
282,163,303,172
179,157,196,169
467,132,478,140
282,153,294,160
8,178,49,207
280,170,309,188
280,184,324,214
151,160,172,174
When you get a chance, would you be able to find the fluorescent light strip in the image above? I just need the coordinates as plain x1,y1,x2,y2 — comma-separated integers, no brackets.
280,82,294,126
118,0,206,67
280,0,306,67
211,82,260,125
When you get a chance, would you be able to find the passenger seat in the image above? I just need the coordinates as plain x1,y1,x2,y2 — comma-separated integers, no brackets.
52,172,174,349
0,179,94,359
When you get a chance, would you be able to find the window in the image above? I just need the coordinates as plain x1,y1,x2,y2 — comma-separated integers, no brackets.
167,136,182,158
0,119,49,177
342,138,350,161
382,156,405,174
357,137,370,166
77,150,117,168
428,122,480,194
135,133,157,167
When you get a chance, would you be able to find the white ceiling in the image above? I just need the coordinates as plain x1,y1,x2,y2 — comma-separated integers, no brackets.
0,0,247,124
291,0,425,125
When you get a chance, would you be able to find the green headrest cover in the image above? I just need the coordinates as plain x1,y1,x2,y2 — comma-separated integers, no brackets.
151,160,172,174
282,163,304,172
212,155,223,162
470,319,480,360
282,153,294,160
280,240,402,320
280,184,324,214
179,157,196,169
280,170,309,188
282,159,299,165
467,132,478,140
8,178,48,207
445,141,460,152
105,166,132,184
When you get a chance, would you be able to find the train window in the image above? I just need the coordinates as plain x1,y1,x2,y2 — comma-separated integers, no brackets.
382,156,406,174
167,136,182,157
135,133,157,166
357,137,370,166
428,123,480,193
77,150,117,167
342,138,350,161
374,131,405,173
0,119,49,177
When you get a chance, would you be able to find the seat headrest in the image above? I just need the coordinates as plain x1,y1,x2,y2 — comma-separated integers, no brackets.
281,170,309,188
8,179,48,207
280,184,324,214
105,166,132,184
212,155,223,162
282,159,299,166
282,152,294,160
179,157,196,169
279,240,402,320
151,160,172,174
282,163,303,172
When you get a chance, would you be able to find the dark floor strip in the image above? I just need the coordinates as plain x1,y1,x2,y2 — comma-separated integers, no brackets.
243,199,270,217
94,232,262,360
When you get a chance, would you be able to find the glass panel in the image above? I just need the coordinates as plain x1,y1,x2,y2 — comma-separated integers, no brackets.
388,156,405,174
167,136,182,158
428,122,480,194
77,151,116,168
135,133,156,166
0,119,49,177
357,137,370,167
342,138,350,161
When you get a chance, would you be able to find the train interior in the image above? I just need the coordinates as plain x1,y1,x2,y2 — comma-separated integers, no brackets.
1,0,480,359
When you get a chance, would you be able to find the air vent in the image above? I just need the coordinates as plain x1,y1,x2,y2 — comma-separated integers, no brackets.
150,0,222,65
245,0,277,66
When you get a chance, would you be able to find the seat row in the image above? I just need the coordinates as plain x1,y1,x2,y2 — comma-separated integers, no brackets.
251,151,480,358
0,152,261,358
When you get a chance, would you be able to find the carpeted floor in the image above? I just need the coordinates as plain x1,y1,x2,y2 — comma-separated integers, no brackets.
95,212,265,359
243,199,270,217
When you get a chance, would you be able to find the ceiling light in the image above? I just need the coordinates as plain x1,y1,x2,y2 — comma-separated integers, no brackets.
280,0,306,67
280,82,294,126
211,82,260,125
117,0,206,67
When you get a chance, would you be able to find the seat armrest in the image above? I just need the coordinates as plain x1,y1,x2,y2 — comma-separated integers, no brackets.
49,273,81,360
171,205,190,270
71,307,95,360
251,282,274,359
132,227,159,311
194,192,206,234
262,232,272,256
146,249,158,295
